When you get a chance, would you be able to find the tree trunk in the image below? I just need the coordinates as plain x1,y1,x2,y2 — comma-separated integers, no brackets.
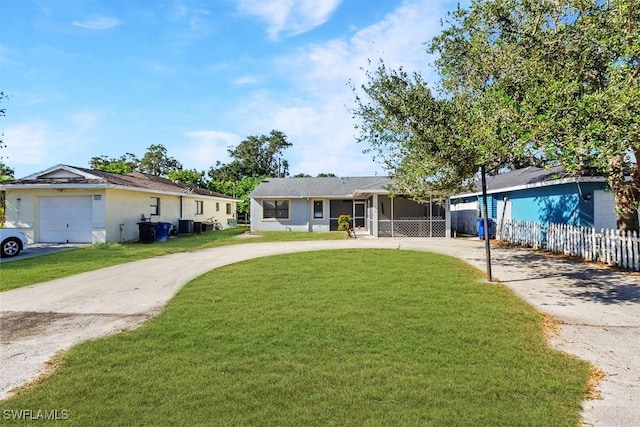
609,154,640,232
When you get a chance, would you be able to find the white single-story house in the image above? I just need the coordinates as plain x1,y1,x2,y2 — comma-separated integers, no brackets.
249,176,450,237
0,164,240,243
449,166,618,235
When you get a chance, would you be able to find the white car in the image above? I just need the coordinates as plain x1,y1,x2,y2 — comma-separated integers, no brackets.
0,228,28,258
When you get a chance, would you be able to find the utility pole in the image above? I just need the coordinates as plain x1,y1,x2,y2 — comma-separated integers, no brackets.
480,165,493,282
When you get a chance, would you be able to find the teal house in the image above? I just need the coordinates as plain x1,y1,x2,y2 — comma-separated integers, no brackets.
449,167,617,235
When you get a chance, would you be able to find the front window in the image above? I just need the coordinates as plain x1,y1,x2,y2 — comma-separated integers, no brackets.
150,197,160,216
226,203,232,215
195,200,204,215
313,200,323,219
263,200,289,219
216,202,220,212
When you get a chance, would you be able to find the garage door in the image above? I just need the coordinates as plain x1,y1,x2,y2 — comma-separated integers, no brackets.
39,196,93,243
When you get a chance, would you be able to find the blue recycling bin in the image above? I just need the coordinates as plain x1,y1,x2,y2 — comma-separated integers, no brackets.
155,222,172,242
477,218,494,239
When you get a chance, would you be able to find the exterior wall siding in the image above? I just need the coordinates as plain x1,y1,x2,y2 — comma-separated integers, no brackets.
3,188,236,243
506,182,597,227
251,198,318,232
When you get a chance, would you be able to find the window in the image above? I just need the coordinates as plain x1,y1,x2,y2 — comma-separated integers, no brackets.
216,202,220,212
263,200,289,219
313,200,323,219
150,197,160,216
195,200,204,215
226,203,232,215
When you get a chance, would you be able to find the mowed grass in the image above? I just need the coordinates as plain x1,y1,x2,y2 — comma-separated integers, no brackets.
1,250,590,426
0,229,347,291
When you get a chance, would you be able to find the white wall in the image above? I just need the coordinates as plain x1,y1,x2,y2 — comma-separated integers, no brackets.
593,190,617,230
3,188,237,243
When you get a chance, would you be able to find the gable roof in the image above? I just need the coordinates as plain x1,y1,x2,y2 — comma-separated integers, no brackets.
1,164,237,200
454,166,607,198
250,176,392,199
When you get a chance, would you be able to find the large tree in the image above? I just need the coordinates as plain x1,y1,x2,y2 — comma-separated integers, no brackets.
207,130,292,216
354,0,640,230
208,130,292,181
139,144,183,177
167,169,209,188
90,153,140,174
431,0,640,230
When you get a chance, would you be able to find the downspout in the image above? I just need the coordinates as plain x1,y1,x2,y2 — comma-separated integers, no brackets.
179,196,183,219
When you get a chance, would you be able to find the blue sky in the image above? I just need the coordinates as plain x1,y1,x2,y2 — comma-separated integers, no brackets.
2,0,466,179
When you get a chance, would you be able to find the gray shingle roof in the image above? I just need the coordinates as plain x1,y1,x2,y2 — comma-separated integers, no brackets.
250,176,392,198
461,166,606,196
481,166,567,192
4,164,235,199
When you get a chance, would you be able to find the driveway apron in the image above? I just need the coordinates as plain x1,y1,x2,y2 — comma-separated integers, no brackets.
1,238,638,426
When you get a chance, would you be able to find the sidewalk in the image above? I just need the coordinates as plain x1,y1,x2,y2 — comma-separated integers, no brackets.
1,238,638,425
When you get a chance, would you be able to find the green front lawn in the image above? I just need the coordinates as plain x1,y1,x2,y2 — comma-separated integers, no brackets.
1,250,590,426
0,228,347,291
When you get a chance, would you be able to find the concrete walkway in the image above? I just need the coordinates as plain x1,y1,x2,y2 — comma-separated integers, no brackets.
1,238,638,426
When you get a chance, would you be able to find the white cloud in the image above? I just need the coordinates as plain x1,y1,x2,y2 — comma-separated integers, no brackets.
2,110,104,177
235,0,342,40
72,15,121,30
233,76,260,85
71,110,102,133
0,43,21,67
2,122,52,168
227,0,457,176
180,130,241,170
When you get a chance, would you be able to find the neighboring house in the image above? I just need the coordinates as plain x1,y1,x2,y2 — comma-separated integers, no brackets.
449,166,617,235
0,164,239,244
249,176,450,237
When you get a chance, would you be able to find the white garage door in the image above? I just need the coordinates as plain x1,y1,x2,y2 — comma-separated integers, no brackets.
39,196,93,243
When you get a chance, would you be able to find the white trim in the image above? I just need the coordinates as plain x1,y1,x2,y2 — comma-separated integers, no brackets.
311,199,325,220
1,182,240,201
454,176,609,198
261,198,291,221
20,164,101,181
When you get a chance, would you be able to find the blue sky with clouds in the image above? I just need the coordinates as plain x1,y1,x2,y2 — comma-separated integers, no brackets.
2,0,467,179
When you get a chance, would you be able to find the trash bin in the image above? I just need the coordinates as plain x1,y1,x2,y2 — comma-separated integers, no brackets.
138,221,157,243
477,218,494,239
193,221,202,234
155,222,172,242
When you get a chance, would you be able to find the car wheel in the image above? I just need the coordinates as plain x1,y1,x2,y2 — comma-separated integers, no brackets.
1,238,22,258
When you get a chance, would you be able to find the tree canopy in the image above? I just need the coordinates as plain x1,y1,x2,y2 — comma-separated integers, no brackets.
352,0,640,230
89,153,139,174
90,145,182,178
138,144,183,177
208,130,292,181
207,130,292,214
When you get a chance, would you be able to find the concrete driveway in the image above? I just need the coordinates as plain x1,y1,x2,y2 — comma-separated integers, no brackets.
1,238,638,426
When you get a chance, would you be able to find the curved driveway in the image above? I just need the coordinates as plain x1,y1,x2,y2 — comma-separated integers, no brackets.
1,238,639,426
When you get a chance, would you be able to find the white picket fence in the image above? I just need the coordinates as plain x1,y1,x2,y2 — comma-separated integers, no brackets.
497,220,640,272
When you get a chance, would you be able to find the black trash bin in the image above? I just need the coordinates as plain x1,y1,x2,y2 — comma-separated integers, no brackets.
138,221,157,243
193,221,202,234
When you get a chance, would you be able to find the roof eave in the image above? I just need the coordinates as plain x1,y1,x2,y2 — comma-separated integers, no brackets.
452,176,609,198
